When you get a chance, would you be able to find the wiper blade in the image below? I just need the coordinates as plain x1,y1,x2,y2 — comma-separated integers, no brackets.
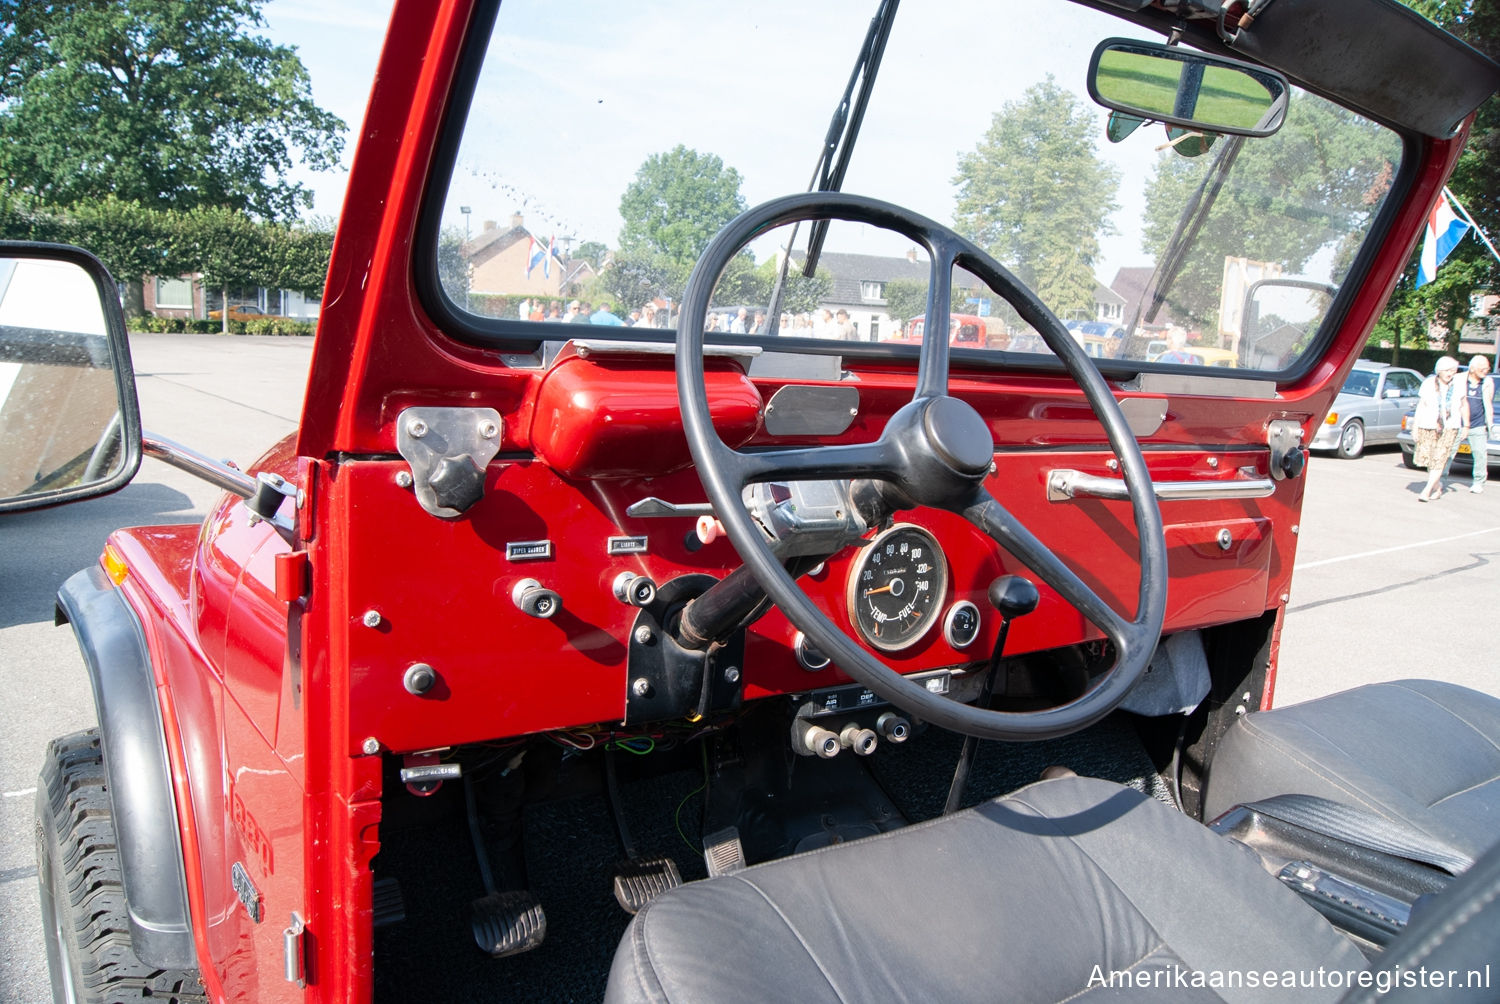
767,0,899,325
803,0,900,275
1127,133,1245,337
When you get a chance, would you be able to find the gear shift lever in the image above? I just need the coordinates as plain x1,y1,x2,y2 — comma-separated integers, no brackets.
942,575,1039,814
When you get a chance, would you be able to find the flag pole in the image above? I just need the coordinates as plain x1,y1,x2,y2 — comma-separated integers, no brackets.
1440,188,1500,362
1443,187,1500,267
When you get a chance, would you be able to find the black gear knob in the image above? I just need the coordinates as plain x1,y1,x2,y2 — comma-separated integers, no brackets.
987,575,1039,620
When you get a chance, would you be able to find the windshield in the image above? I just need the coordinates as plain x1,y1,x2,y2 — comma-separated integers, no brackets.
428,0,1405,374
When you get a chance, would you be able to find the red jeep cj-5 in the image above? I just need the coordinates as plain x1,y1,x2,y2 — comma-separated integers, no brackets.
4,1,1500,1001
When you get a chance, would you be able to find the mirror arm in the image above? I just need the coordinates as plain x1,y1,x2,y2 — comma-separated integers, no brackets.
143,432,258,499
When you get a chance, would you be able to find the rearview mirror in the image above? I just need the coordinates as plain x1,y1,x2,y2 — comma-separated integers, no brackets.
1088,39,1289,138
0,244,141,512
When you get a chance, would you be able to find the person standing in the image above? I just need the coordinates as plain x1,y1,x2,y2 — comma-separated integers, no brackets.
1414,355,1464,502
1450,355,1496,493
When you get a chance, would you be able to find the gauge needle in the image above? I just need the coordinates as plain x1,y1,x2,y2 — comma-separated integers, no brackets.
864,584,894,596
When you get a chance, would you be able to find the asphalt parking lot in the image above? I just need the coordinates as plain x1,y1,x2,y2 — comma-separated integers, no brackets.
0,334,1496,1000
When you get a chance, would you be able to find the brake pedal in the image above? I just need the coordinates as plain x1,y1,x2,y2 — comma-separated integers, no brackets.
703,826,747,877
613,856,682,914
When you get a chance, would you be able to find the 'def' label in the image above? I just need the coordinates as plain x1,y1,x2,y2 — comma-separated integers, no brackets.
607,536,649,555
506,540,553,561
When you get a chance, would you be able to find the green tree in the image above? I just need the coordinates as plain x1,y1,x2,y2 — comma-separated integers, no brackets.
573,241,609,270
953,78,1120,319
1371,1,1499,356
0,0,345,221
883,278,929,327
177,206,269,332
1139,101,1398,337
618,146,746,273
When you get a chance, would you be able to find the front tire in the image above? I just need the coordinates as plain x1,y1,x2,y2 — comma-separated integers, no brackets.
1336,420,1365,459
36,730,206,1004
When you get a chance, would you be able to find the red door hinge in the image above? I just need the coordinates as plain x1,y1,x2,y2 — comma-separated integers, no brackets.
274,551,309,603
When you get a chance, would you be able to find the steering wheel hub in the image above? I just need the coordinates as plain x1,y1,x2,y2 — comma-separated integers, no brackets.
922,397,994,477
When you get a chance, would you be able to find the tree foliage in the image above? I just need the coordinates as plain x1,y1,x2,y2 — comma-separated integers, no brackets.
0,0,345,220
1371,1,1499,354
1138,100,1398,336
618,146,746,271
953,78,1120,319
883,278,929,326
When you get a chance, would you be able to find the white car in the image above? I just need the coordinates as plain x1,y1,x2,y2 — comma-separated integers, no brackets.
1310,359,1422,458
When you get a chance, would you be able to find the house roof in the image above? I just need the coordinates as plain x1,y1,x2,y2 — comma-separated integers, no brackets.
803,251,985,308
1110,266,1180,328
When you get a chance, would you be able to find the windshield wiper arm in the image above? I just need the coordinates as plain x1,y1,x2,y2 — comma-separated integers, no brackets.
766,0,899,325
1126,133,1245,339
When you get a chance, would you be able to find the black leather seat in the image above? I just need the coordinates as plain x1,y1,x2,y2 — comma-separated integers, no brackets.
1204,680,1500,862
607,776,1369,1003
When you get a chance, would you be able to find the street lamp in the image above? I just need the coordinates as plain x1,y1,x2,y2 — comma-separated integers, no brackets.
460,205,472,242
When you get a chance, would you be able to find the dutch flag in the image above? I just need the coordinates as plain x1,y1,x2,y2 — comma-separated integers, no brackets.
1416,190,1470,288
525,236,547,279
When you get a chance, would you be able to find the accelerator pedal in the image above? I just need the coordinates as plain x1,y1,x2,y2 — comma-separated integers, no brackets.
613,856,682,914
471,889,547,957
703,826,747,878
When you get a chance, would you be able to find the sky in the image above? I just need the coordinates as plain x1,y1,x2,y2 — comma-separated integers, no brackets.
258,1,1177,283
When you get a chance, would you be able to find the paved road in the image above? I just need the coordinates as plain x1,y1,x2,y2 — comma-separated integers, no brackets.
0,333,310,1003
0,334,1496,1000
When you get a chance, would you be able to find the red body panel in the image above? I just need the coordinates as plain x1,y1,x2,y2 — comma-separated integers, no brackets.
85,1,1475,999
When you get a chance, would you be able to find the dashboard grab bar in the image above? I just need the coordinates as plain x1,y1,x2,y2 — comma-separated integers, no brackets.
1047,468,1276,503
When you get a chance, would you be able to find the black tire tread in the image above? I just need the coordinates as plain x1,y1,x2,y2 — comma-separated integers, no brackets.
37,729,206,1004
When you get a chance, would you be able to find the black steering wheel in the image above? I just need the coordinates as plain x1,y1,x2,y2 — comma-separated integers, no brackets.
676,193,1167,741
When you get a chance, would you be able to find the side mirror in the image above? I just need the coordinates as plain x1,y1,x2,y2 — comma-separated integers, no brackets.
1088,39,1289,138
1237,278,1336,371
0,243,141,512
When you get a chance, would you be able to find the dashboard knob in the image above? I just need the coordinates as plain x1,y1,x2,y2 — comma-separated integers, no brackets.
840,724,878,756
611,572,657,608
511,578,561,619
877,712,911,743
794,724,841,759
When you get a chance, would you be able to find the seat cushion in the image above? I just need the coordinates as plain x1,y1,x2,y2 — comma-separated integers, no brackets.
1204,680,1500,861
606,776,1363,1004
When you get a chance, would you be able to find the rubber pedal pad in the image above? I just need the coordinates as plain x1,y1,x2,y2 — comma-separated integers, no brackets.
613,856,683,914
372,877,406,928
471,889,546,957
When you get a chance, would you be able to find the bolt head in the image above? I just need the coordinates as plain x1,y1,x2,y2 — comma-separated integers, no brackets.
395,470,414,488
362,609,382,628
723,665,741,684
632,677,653,698
479,420,499,439
407,419,428,439
633,625,654,645
361,737,381,755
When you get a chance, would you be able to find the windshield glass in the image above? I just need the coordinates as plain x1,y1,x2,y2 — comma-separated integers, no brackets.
429,0,1405,374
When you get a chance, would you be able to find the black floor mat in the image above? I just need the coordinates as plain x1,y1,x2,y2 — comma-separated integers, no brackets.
372,713,1170,1002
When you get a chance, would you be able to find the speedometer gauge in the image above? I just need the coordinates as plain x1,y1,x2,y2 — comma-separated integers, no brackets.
847,524,948,652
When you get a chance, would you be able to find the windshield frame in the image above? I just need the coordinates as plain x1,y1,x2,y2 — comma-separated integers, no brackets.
411,0,1422,386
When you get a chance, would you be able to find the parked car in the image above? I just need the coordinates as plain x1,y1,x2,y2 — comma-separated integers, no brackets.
3,2,1498,1002
1310,359,1423,459
1398,373,1500,472
886,313,988,349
